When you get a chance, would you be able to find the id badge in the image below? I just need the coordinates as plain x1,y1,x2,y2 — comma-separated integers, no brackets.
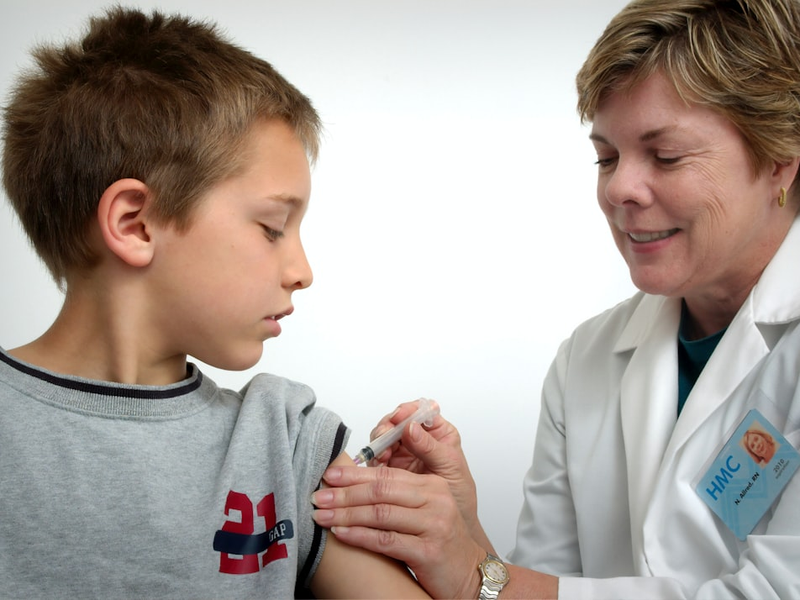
695,409,799,540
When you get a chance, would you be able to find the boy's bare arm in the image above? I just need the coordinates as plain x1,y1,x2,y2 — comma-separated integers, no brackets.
310,452,430,599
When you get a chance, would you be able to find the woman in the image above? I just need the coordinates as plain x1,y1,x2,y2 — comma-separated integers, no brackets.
312,0,800,597
743,428,778,466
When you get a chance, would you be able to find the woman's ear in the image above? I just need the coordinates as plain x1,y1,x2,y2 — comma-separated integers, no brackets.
96,178,155,268
772,155,800,195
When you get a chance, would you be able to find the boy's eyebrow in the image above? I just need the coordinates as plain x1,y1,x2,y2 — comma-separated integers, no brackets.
266,194,305,208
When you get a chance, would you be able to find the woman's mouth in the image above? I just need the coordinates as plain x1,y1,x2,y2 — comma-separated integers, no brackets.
628,228,679,243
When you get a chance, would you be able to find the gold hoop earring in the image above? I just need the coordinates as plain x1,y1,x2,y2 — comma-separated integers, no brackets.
779,187,787,208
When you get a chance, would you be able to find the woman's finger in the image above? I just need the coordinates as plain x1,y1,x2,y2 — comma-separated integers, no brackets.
312,502,435,536
321,463,422,488
369,400,425,439
313,475,432,511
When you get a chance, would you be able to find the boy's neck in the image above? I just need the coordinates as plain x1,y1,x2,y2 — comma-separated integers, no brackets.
9,280,189,386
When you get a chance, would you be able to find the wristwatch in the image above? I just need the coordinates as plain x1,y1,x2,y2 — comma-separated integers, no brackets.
477,553,510,600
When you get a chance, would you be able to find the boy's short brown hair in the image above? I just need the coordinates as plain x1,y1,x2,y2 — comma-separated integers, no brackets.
2,7,321,285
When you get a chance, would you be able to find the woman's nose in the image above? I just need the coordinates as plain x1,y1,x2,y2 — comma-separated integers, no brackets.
601,158,652,209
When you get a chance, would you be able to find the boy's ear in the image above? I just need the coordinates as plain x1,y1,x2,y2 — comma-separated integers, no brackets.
96,178,156,268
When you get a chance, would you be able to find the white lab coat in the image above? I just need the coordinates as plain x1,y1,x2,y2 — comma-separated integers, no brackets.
509,218,800,599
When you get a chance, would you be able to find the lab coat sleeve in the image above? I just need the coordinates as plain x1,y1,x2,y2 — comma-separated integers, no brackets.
510,339,692,598
508,337,582,575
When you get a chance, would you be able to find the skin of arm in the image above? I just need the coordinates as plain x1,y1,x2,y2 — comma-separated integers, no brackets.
310,452,431,599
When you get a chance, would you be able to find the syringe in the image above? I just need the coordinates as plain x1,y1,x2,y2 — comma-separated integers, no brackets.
353,398,440,466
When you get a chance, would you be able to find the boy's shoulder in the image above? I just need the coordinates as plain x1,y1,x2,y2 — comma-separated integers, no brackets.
231,371,344,435
237,371,315,397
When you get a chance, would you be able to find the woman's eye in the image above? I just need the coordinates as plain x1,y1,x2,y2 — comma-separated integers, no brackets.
262,226,284,241
655,155,681,165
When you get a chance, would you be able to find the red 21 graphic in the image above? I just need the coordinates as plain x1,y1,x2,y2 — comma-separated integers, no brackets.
219,491,289,574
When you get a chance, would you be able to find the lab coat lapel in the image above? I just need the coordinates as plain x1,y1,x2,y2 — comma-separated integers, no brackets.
617,294,681,562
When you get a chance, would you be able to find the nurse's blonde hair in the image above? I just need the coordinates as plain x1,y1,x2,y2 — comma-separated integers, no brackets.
577,0,800,181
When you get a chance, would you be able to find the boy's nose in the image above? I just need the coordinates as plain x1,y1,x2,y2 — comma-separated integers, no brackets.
284,241,313,291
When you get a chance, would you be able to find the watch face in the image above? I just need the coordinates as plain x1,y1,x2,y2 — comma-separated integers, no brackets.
484,560,509,584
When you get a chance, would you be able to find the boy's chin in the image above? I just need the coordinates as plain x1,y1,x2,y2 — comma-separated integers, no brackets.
196,346,264,372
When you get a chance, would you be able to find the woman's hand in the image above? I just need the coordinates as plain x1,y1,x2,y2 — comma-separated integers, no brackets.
312,463,486,599
312,404,559,599
366,400,461,471
361,401,487,542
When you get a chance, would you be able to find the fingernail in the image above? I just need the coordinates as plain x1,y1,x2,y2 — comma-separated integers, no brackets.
331,526,350,536
324,467,342,482
409,421,422,441
372,426,390,439
311,489,333,506
313,509,334,522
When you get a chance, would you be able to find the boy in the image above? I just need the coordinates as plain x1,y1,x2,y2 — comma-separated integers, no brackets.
0,7,427,598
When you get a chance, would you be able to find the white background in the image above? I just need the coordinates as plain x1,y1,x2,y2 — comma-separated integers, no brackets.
1,0,634,556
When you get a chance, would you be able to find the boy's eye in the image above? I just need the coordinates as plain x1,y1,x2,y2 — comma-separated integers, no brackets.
655,155,681,164
262,225,284,241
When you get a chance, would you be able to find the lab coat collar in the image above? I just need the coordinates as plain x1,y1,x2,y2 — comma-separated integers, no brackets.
752,215,800,326
613,293,672,354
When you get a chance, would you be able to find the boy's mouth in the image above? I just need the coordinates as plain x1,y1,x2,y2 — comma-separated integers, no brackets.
269,307,293,321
